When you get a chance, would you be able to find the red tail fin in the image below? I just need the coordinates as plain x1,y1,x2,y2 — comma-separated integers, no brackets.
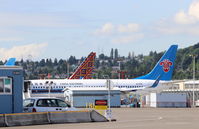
69,52,96,79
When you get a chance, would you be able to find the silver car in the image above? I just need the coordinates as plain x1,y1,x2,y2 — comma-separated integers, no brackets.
23,97,77,112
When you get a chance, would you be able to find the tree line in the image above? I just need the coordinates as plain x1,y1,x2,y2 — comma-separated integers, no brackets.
1,43,199,80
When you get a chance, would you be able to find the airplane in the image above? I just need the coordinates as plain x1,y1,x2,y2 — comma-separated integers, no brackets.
28,45,178,97
69,52,96,79
39,52,96,79
4,58,16,66
23,52,96,98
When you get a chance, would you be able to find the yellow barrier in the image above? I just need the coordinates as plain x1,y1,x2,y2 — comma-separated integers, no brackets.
95,106,108,110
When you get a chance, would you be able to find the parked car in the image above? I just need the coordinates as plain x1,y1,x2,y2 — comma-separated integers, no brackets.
23,97,77,112
195,100,199,107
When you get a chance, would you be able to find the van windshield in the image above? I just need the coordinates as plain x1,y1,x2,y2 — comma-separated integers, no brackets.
23,99,35,107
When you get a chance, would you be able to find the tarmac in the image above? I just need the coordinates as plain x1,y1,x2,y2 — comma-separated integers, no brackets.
2,108,199,129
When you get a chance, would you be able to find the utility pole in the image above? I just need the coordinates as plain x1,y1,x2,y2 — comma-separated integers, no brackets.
106,79,112,121
193,55,196,107
67,62,70,78
118,61,121,79
190,54,196,107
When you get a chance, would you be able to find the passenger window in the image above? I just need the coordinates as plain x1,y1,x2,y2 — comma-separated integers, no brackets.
57,99,68,107
37,99,49,107
48,99,58,107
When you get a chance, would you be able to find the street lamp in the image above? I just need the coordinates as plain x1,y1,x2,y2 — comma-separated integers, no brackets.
190,54,196,107
106,79,113,121
118,61,121,79
67,62,70,78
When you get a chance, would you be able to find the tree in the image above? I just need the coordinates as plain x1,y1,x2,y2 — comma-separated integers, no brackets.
110,48,114,59
128,52,131,59
114,49,118,59
99,54,105,60
54,58,58,66
39,59,45,67
68,56,77,65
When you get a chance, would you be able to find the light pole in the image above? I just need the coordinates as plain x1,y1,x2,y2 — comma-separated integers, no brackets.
118,61,121,79
106,79,113,121
190,55,196,107
67,62,70,78
193,55,196,107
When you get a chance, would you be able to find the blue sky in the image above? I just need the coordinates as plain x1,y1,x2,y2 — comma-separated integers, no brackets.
0,0,199,61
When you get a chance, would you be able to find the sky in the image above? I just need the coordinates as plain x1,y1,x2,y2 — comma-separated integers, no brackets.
0,0,199,61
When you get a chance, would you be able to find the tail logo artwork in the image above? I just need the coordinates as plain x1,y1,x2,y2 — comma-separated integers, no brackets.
160,59,173,72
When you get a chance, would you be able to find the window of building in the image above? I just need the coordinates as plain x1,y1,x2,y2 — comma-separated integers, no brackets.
0,77,12,94
0,79,3,93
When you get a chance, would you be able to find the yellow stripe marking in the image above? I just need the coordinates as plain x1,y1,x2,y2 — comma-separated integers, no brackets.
4,110,91,116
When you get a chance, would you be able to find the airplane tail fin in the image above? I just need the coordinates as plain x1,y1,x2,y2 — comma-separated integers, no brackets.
69,52,96,79
135,45,178,81
4,58,16,66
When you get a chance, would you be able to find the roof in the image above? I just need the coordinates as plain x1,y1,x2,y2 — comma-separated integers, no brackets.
0,66,23,69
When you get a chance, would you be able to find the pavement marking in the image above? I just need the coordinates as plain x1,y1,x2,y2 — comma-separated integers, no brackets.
116,116,163,123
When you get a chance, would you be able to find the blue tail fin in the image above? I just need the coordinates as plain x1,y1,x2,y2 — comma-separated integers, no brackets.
4,58,16,66
135,45,178,81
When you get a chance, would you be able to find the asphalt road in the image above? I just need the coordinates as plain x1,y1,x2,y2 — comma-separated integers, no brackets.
3,108,199,129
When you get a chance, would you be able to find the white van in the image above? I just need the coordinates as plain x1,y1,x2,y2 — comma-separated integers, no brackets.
23,97,77,112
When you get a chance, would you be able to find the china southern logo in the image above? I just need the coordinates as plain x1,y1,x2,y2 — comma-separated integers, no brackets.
160,59,173,72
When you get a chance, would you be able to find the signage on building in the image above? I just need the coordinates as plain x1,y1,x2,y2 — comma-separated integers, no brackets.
95,100,108,110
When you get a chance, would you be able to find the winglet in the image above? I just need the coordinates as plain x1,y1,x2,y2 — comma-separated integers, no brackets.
150,75,161,88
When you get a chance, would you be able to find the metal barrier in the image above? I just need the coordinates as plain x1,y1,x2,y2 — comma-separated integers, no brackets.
90,110,108,122
5,112,49,127
0,114,5,127
0,110,108,127
48,111,92,124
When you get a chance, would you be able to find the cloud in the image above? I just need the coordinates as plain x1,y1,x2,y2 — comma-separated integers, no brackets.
155,23,199,35
95,23,140,35
174,0,199,24
94,23,143,44
0,43,48,61
0,12,75,28
95,23,114,35
117,23,139,33
155,0,199,36
0,37,24,42
174,11,196,24
111,34,144,44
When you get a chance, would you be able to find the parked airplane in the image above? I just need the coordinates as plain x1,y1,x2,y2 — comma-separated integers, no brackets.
69,52,96,79
4,58,16,66
28,45,178,97
24,52,96,98
40,52,96,79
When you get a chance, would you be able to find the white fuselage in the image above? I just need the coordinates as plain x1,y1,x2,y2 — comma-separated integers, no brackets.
29,79,161,95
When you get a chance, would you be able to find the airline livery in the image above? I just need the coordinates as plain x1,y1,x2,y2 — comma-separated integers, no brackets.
69,52,96,79
4,58,16,66
29,45,178,96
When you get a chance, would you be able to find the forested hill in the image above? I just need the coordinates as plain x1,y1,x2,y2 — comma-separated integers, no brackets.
1,43,198,80
174,43,199,79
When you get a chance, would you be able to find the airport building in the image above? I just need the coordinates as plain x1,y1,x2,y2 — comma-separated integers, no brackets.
0,66,24,114
64,89,121,108
140,80,199,108
143,92,187,108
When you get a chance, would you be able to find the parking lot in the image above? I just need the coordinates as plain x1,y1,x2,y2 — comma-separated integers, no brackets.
2,108,199,129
